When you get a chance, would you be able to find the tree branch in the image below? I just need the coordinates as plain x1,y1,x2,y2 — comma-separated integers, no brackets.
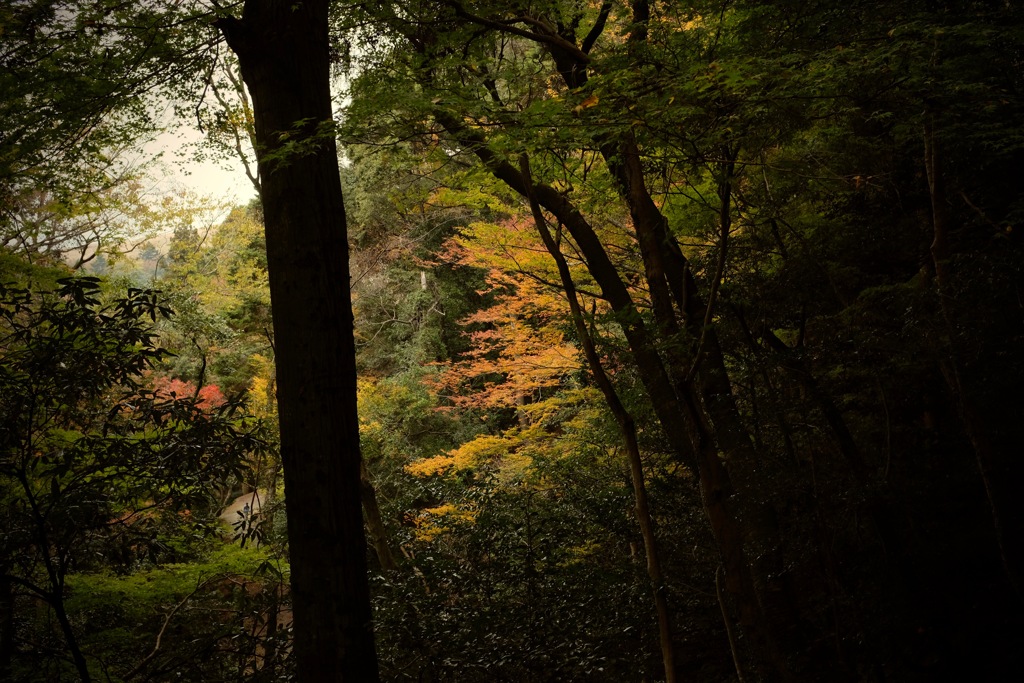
448,2,591,64
582,1,612,54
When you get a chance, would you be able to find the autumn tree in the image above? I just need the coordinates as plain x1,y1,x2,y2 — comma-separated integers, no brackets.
3,0,1022,680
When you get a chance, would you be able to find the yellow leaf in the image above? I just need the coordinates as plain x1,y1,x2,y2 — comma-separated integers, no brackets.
573,92,600,115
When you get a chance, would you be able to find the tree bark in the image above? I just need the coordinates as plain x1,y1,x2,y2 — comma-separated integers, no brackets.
547,16,793,666
361,459,397,571
216,2,380,681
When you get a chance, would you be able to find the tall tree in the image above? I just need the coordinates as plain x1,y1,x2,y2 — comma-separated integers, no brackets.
215,2,381,680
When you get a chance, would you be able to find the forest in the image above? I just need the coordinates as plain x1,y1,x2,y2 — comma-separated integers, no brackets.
1,1,1022,681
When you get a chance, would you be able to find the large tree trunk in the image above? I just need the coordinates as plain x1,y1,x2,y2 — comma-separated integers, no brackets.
216,2,380,681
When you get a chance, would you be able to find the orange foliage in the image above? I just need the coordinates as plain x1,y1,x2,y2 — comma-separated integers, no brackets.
149,375,226,410
429,217,582,411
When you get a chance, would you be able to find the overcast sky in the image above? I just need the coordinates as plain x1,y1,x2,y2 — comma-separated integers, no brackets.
142,123,257,209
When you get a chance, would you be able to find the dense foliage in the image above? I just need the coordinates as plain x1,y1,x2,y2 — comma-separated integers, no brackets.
0,276,275,680
1,1,1022,681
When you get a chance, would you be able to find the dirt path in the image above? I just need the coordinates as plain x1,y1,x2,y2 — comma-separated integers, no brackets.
219,490,265,527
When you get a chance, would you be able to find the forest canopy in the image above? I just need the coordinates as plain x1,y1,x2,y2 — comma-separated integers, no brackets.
1,1,1023,682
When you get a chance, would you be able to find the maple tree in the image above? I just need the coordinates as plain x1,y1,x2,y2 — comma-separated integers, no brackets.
149,375,227,410
341,4,789,673
429,218,581,412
